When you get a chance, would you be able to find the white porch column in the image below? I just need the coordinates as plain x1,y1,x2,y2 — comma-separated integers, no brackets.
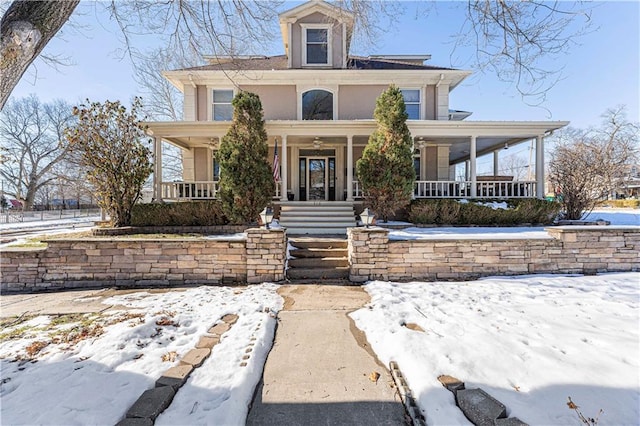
470,136,477,197
280,135,288,202
346,134,354,201
153,137,163,202
465,160,470,181
536,134,545,198
493,150,500,175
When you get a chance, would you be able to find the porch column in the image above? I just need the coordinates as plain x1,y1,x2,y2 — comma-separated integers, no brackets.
153,137,163,202
465,160,470,181
280,135,288,202
536,134,544,198
493,150,500,175
470,136,477,197
346,134,354,201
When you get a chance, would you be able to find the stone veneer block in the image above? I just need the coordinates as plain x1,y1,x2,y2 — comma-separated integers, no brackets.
115,418,154,426
208,322,230,335
126,386,175,420
495,418,529,426
196,335,220,349
155,364,194,390
222,313,239,324
457,388,507,426
180,348,211,368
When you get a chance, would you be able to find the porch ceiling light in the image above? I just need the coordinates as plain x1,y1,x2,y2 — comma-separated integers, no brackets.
260,207,274,230
360,208,374,228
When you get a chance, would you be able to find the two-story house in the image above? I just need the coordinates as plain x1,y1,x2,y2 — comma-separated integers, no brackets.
146,0,567,214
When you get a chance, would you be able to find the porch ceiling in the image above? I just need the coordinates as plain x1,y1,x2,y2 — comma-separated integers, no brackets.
145,119,568,163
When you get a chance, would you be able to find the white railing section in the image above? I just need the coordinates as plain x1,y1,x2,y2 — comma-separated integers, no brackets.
352,181,363,199
161,181,219,200
274,181,281,199
414,180,536,199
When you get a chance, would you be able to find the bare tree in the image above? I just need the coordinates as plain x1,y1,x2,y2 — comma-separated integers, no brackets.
2,0,595,109
499,152,530,180
0,0,80,109
452,1,592,104
0,95,75,210
548,106,639,220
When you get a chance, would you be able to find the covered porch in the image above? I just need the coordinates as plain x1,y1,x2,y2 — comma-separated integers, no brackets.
145,120,568,202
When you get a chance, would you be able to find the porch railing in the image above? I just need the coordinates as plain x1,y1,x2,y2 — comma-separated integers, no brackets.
352,180,536,199
161,181,282,201
161,181,219,200
414,180,536,198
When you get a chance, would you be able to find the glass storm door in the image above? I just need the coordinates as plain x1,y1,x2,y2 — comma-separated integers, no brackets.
308,158,327,201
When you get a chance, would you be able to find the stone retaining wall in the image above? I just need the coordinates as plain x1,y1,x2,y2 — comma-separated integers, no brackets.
0,229,286,293
349,226,639,282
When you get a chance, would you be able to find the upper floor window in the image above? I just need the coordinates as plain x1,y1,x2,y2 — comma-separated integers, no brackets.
212,90,233,121
302,24,331,66
302,90,333,120
401,89,420,120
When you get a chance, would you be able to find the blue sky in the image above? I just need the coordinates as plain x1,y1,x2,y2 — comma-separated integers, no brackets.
9,0,639,132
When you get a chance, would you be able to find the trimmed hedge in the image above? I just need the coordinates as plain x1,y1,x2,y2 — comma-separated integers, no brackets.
131,201,228,226
408,198,561,226
598,199,640,208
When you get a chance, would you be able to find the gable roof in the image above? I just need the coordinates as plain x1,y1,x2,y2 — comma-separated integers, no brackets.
278,0,355,59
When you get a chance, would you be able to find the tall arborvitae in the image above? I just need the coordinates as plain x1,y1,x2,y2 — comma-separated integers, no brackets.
218,91,274,224
356,85,415,221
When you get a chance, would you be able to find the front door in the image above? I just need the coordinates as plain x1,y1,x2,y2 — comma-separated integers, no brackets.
308,158,326,200
298,152,335,201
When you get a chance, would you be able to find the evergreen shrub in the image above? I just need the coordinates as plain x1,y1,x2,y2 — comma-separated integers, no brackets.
131,201,227,226
409,198,561,226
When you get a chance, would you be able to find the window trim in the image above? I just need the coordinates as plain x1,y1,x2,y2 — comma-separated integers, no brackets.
299,87,336,120
301,23,332,67
211,88,235,121
400,88,422,120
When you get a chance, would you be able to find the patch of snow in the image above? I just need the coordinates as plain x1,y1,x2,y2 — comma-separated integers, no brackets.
0,284,282,425
351,273,640,425
204,233,247,241
389,227,552,240
582,209,640,226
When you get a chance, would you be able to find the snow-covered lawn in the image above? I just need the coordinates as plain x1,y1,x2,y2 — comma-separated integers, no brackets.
0,284,282,425
351,273,640,425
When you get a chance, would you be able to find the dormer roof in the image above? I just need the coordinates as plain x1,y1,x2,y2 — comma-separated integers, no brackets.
278,0,355,59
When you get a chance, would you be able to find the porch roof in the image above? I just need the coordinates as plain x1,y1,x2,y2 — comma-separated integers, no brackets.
144,119,568,164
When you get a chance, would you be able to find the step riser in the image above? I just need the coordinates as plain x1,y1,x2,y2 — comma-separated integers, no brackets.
290,249,348,258
289,241,347,250
289,258,349,268
287,228,352,235
287,268,350,280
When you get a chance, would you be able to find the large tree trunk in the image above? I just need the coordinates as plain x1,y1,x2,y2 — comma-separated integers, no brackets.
0,0,79,110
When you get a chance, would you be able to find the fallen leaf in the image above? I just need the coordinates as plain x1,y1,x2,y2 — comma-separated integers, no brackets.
369,371,381,383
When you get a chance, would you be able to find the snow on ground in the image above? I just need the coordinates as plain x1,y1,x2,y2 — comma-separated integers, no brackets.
351,273,640,425
0,284,282,425
0,215,101,232
583,208,640,226
388,226,553,240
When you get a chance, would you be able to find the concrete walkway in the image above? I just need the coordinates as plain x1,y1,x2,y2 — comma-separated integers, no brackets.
247,285,407,425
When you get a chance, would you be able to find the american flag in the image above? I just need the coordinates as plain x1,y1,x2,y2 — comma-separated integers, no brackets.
273,139,280,181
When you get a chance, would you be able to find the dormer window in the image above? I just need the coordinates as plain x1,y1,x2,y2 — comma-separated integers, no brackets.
301,24,332,66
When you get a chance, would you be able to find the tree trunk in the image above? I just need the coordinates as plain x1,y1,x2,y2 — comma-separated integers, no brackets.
1,0,79,109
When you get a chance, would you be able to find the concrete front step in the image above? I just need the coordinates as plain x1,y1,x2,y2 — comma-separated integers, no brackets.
286,227,354,235
289,238,348,250
289,257,349,268
287,267,350,280
278,202,356,235
290,248,347,258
